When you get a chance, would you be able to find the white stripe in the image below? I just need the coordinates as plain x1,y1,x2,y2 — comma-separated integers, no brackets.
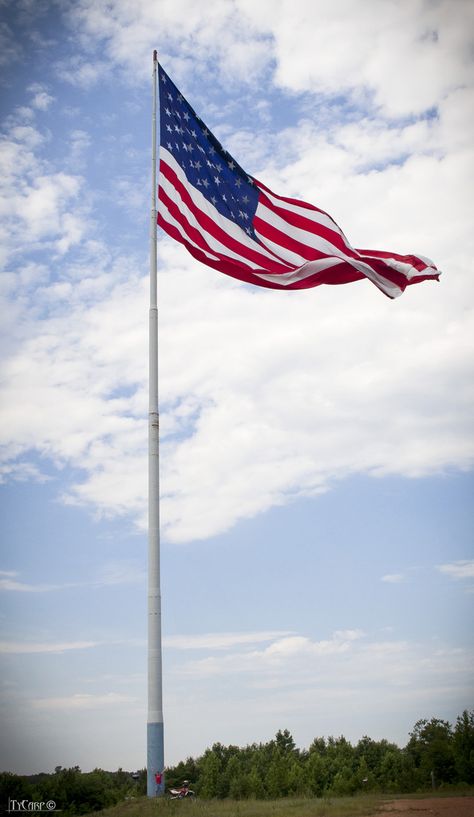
253,257,344,286
160,149,287,268
253,225,313,267
256,202,403,296
257,184,351,242
257,201,354,261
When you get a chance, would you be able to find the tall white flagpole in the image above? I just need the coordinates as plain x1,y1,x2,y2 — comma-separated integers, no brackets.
147,48,164,798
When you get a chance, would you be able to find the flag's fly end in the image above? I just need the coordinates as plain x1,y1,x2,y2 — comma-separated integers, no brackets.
156,62,441,299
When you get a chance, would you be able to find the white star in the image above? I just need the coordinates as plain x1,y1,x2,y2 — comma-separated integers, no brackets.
242,195,249,204
194,160,202,171
214,176,221,186
166,124,172,132
167,92,173,101
211,196,217,205
183,112,190,122
235,178,242,188
228,160,235,170
160,74,167,83
202,179,209,188
165,107,171,116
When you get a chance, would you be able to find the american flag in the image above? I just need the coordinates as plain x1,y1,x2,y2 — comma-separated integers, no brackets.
157,65,440,299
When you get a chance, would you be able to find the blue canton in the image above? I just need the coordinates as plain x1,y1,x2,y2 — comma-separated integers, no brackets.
159,67,259,238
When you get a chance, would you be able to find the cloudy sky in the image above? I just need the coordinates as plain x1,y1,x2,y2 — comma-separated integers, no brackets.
1,0,473,775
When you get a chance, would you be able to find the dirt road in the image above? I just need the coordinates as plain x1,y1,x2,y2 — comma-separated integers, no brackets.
374,797,474,817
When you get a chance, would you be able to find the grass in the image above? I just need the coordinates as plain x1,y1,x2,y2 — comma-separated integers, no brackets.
83,794,385,817
83,788,474,817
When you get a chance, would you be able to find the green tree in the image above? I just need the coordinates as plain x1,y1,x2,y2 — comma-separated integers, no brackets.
407,718,455,786
453,710,474,783
198,749,221,798
247,766,265,798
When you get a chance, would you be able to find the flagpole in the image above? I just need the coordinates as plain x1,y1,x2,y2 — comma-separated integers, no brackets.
147,48,164,798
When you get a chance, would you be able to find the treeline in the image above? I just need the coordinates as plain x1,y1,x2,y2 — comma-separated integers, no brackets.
0,766,146,815
1,711,472,813
167,710,474,798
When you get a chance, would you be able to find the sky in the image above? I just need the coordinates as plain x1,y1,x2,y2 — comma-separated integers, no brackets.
0,0,473,776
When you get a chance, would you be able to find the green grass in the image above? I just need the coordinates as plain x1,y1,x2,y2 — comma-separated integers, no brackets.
83,794,385,817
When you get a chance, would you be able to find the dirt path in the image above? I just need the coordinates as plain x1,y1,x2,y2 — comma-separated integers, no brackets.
373,797,474,817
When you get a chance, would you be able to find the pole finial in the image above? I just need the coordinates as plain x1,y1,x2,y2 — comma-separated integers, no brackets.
153,49,158,63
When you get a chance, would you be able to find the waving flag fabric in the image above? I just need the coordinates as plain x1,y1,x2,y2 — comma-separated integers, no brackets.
158,65,440,298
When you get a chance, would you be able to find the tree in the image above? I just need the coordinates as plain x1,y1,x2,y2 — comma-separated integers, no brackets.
275,729,296,756
453,710,474,783
407,718,455,786
198,749,221,798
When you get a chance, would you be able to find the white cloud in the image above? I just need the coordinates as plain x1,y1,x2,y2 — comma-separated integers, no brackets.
163,631,293,650
62,0,271,86
0,641,101,655
0,21,22,66
0,563,145,593
242,0,474,117
32,692,137,710
0,118,88,264
382,574,405,584
437,560,474,580
0,577,65,593
164,629,474,755
179,630,367,678
28,84,55,111
63,0,474,122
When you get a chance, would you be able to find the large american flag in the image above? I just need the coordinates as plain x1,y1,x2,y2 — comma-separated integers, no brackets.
157,65,440,298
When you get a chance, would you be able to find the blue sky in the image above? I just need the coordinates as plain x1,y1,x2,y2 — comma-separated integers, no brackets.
1,0,473,775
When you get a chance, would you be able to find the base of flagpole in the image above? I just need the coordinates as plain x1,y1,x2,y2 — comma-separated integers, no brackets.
147,721,165,797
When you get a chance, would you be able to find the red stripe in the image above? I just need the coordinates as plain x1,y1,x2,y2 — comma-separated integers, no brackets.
255,177,337,221
259,193,357,258
356,248,438,273
158,212,267,284
158,211,372,291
